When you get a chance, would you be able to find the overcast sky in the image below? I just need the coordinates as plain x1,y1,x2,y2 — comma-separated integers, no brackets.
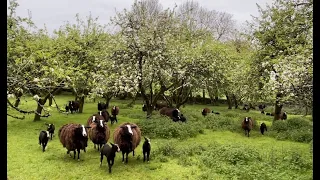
11,0,274,33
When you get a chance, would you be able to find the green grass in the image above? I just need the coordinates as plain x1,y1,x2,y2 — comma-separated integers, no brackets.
7,95,313,180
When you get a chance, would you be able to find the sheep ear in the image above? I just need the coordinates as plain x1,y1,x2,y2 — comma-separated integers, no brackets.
131,125,137,128
144,137,148,141
110,142,114,146
120,125,125,128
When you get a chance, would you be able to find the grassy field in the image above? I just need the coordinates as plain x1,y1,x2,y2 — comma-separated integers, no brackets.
7,95,313,180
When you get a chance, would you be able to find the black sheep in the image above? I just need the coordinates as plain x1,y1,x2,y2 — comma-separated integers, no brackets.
260,122,267,135
98,102,107,111
100,143,120,173
45,123,55,140
142,137,151,162
39,130,50,152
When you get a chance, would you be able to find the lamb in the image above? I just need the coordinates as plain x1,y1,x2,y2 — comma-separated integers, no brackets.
111,106,119,123
113,122,141,163
142,137,151,162
241,117,253,137
39,130,50,152
45,123,55,140
100,143,120,173
260,122,267,135
88,118,110,151
58,123,91,161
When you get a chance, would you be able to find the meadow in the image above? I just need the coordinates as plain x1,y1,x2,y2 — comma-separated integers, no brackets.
7,95,313,180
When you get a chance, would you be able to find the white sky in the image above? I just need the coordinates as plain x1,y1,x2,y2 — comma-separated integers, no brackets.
10,0,274,33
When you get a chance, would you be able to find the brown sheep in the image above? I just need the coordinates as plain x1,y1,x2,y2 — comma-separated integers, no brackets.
155,101,167,110
113,122,141,163
159,107,186,122
58,123,91,161
241,117,253,137
88,118,110,151
111,106,120,124
87,115,104,126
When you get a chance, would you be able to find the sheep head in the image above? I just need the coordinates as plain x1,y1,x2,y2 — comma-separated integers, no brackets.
110,142,120,152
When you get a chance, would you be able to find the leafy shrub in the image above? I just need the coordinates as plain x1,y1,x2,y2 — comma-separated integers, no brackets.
271,120,288,132
137,116,204,139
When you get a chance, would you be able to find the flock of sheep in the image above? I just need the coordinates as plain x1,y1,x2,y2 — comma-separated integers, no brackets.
38,100,288,173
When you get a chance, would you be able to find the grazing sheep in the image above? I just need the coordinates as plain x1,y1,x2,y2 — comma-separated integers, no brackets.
142,137,151,162
241,117,253,137
98,102,107,111
111,106,119,123
39,130,50,152
88,118,110,151
100,143,120,173
58,123,91,161
260,122,267,135
113,123,141,163
45,123,55,140
258,104,266,111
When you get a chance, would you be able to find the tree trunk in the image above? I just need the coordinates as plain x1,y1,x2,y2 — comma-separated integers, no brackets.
48,96,53,106
34,99,45,121
232,94,238,109
78,96,85,113
225,92,232,109
202,89,206,103
105,97,112,109
274,93,283,121
14,98,20,107
93,98,96,103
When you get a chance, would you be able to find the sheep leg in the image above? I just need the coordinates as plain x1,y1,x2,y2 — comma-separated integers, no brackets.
122,151,125,163
125,152,129,163
147,151,150,162
77,149,81,161
50,133,53,140
73,150,76,159
143,152,146,162
107,159,112,173
100,154,103,167
39,139,41,146
132,150,135,156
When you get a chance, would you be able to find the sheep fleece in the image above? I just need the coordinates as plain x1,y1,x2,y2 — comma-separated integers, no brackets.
113,122,141,149
58,123,87,150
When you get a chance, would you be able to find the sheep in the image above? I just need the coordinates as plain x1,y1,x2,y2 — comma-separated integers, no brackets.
113,122,141,164
241,117,253,137
111,106,119,123
201,108,220,117
266,112,274,116
110,116,117,125
100,143,120,173
154,101,167,110
97,110,110,122
142,137,151,162
260,122,267,135
242,104,249,112
39,130,50,152
279,112,287,120
66,101,80,113
58,123,91,161
87,115,105,126
142,104,155,112
88,118,110,151
45,123,55,140
98,102,107,111
159,107,187,122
